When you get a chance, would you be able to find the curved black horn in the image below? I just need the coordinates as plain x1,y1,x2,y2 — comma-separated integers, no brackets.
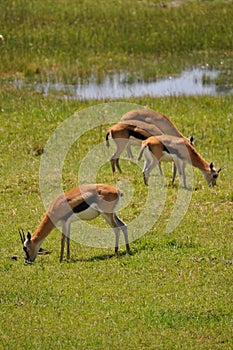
217,168,222,173
27,232,31,242
19,228,25,244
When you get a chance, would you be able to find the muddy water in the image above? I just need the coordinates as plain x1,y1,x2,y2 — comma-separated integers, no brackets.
14,68,232,100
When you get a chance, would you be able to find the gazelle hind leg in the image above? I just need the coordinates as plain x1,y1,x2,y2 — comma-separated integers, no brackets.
110,138,129,173
101,212,130,254
142,146,159,185
143,158,156,185
113,227,120,254
172,163,177,186
116,158,122,173
158,162,163,176
126,144,134,159
114,214,130,254
175,160,187,188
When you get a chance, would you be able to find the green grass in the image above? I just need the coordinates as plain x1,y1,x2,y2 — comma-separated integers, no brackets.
0,0,232,83
0,0,233,348
0,85,232,349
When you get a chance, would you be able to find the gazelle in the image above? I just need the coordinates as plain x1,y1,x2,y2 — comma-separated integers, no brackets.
106,119,163,173
106,109,193,175
121,109,193,158
121,109,186,138
19,184,130,263
138,135,221,188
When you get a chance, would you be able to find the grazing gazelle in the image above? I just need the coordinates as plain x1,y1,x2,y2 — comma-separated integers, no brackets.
106,119,163,173
121,109,193,158
106,109,193,174
138,135,221,188
122,108,194,157
19,184,130,263
121,109,186,138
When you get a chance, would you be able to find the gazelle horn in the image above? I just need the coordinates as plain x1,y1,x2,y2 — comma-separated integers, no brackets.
19,228,25,244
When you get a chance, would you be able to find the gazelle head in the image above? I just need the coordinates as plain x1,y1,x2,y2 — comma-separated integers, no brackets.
206,162,221,187
19,229,38,263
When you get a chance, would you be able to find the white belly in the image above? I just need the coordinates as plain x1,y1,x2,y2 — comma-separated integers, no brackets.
57,204,101,227
76,205,100,221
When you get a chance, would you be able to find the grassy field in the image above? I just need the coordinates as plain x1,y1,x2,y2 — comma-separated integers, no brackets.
0,0,233,83
0,85,232,349
0,0,233,349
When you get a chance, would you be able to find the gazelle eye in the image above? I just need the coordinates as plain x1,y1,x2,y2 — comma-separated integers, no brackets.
212,174,218,179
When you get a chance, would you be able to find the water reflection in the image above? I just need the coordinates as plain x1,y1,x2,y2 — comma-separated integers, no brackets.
14,68,232,100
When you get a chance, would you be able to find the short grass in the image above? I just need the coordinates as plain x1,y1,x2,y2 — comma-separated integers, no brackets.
0,85,232,349
0,0,232,83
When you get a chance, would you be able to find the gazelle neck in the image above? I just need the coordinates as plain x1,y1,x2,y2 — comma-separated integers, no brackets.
190,147,210,173
32,213,55,245
189,147,212,184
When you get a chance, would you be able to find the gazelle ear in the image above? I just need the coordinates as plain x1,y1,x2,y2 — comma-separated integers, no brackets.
27,232,31,241
209,162,214,170
189,136,194,145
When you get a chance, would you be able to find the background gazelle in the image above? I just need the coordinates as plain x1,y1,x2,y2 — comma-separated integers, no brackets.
138,135,221,188
106,109,193,177
19,184,130,263
121,109,187,138
106,119,163,173
121,109,193,158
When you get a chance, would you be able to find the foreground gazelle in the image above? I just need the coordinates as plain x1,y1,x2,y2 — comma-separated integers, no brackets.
19,184,130,263
106,119,163,173
138,135,221,187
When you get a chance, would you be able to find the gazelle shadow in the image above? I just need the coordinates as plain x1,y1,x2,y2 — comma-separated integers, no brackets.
69,249,135,263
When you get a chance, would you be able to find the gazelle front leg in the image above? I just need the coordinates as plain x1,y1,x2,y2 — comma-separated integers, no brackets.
172,163,177,186
102,212,130,254
60,231,66,263
66,221,71,261
60,220,71,262
174,160,187,188
181,163,187,188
